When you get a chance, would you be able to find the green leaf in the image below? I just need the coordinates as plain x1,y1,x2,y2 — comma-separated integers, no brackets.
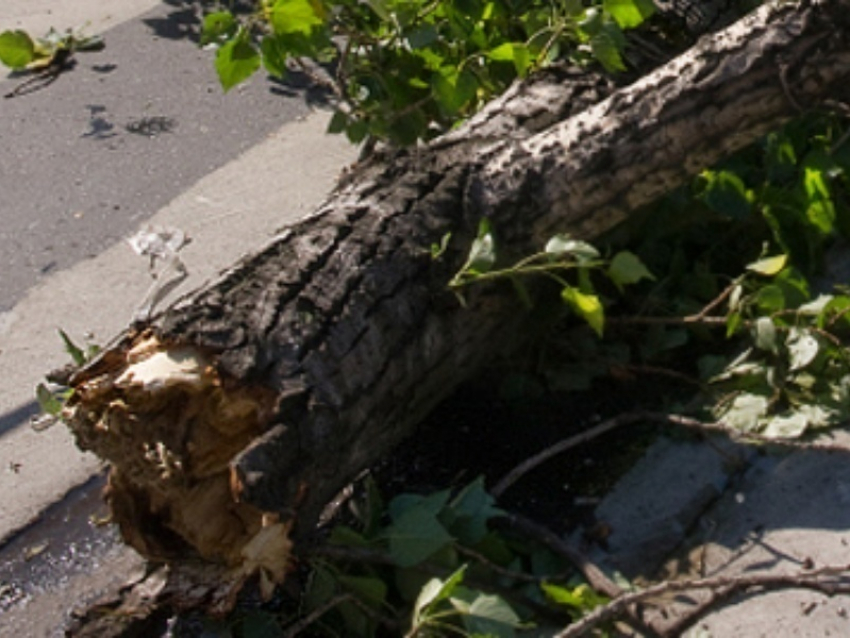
607,250,655,291
385,491,453,567
304,564,338,610
260,35,289,78
328,524,368,547
545,235,600,263
327,109,348,134
36,383,64,417
487,42,531,75
589,28,625,73
562,286,604,337
345,119,369,144
726,310,743,337
446,476,503,544
755,284,786,313
363,0,391,21
806,199,835,234
797,294,833,316
337,574,387,606
59,329,87,366
270,0,325,35
215,30,261,92
753,316,778,353
412,565,467,626
200,11,237,46
543,582,608,612
0,30,36,69
603,0,655,29
747,254,788,276
786,329,820,371
762,412,808,439
803,165,831,201
432,67,478,114
701,170,751,219
406,24,439,50
462,593,521,637
462,219,497,275
487,42,516,62
719,393,769,432
579,7,604,34
240,610,285,637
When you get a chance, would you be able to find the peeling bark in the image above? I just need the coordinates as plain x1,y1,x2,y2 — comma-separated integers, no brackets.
62,0,850,600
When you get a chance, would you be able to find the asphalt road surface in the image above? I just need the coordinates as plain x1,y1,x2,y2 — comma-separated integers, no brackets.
0,0,322,312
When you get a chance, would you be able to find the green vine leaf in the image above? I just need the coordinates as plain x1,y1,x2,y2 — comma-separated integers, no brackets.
461,592,522,637
200,11,237,46
270,0,326,35
562,286,605,337
0,30,36,69
701,170,751,219
36,383,65,417
215,29,261,92
412,565,467,628
786,328,820,371
753,316,778,353
385,490,454,567
746,253,787,276
717,393,769,433
545,235,600,262
461,219,497,276
603,0,655,28
762,412,808,439
607,250,655,291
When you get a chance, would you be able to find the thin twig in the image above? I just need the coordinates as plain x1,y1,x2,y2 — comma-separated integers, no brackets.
615,363,703,387
690,280,739,321
494,411,850,500
455,545,542,583
555,563,850,638
493,512,622,599
284,594,354,637
492,411,656,498
304,543,569,625
494,513,662,637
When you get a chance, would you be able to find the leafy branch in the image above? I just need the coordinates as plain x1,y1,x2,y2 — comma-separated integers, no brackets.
198,0,658,145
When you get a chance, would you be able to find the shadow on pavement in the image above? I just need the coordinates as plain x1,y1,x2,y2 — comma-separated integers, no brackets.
142,0,256,42
142,0,202,42
0,401,39,439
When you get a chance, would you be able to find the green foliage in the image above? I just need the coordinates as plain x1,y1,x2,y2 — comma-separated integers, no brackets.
704,262,850,438
0,27,104,71
542,581,609,619
216,28,262,91
293,476,592,636
201,0,654,145
0,30,36,69
410,566,523,637
449,228,654,336
35,331,99,419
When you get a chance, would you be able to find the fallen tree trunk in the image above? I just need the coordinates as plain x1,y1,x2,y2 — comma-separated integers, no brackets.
63,0,850,599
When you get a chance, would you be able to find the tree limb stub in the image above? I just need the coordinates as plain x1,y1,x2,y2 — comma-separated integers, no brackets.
62,0,850,599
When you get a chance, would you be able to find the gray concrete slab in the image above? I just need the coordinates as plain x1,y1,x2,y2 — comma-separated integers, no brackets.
586,436,753,579
584,431,850,636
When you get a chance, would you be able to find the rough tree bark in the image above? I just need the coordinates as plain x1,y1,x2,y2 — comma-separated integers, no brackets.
62,0,850,604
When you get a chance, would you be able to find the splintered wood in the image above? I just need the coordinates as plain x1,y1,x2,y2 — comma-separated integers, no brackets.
64,331,291,595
